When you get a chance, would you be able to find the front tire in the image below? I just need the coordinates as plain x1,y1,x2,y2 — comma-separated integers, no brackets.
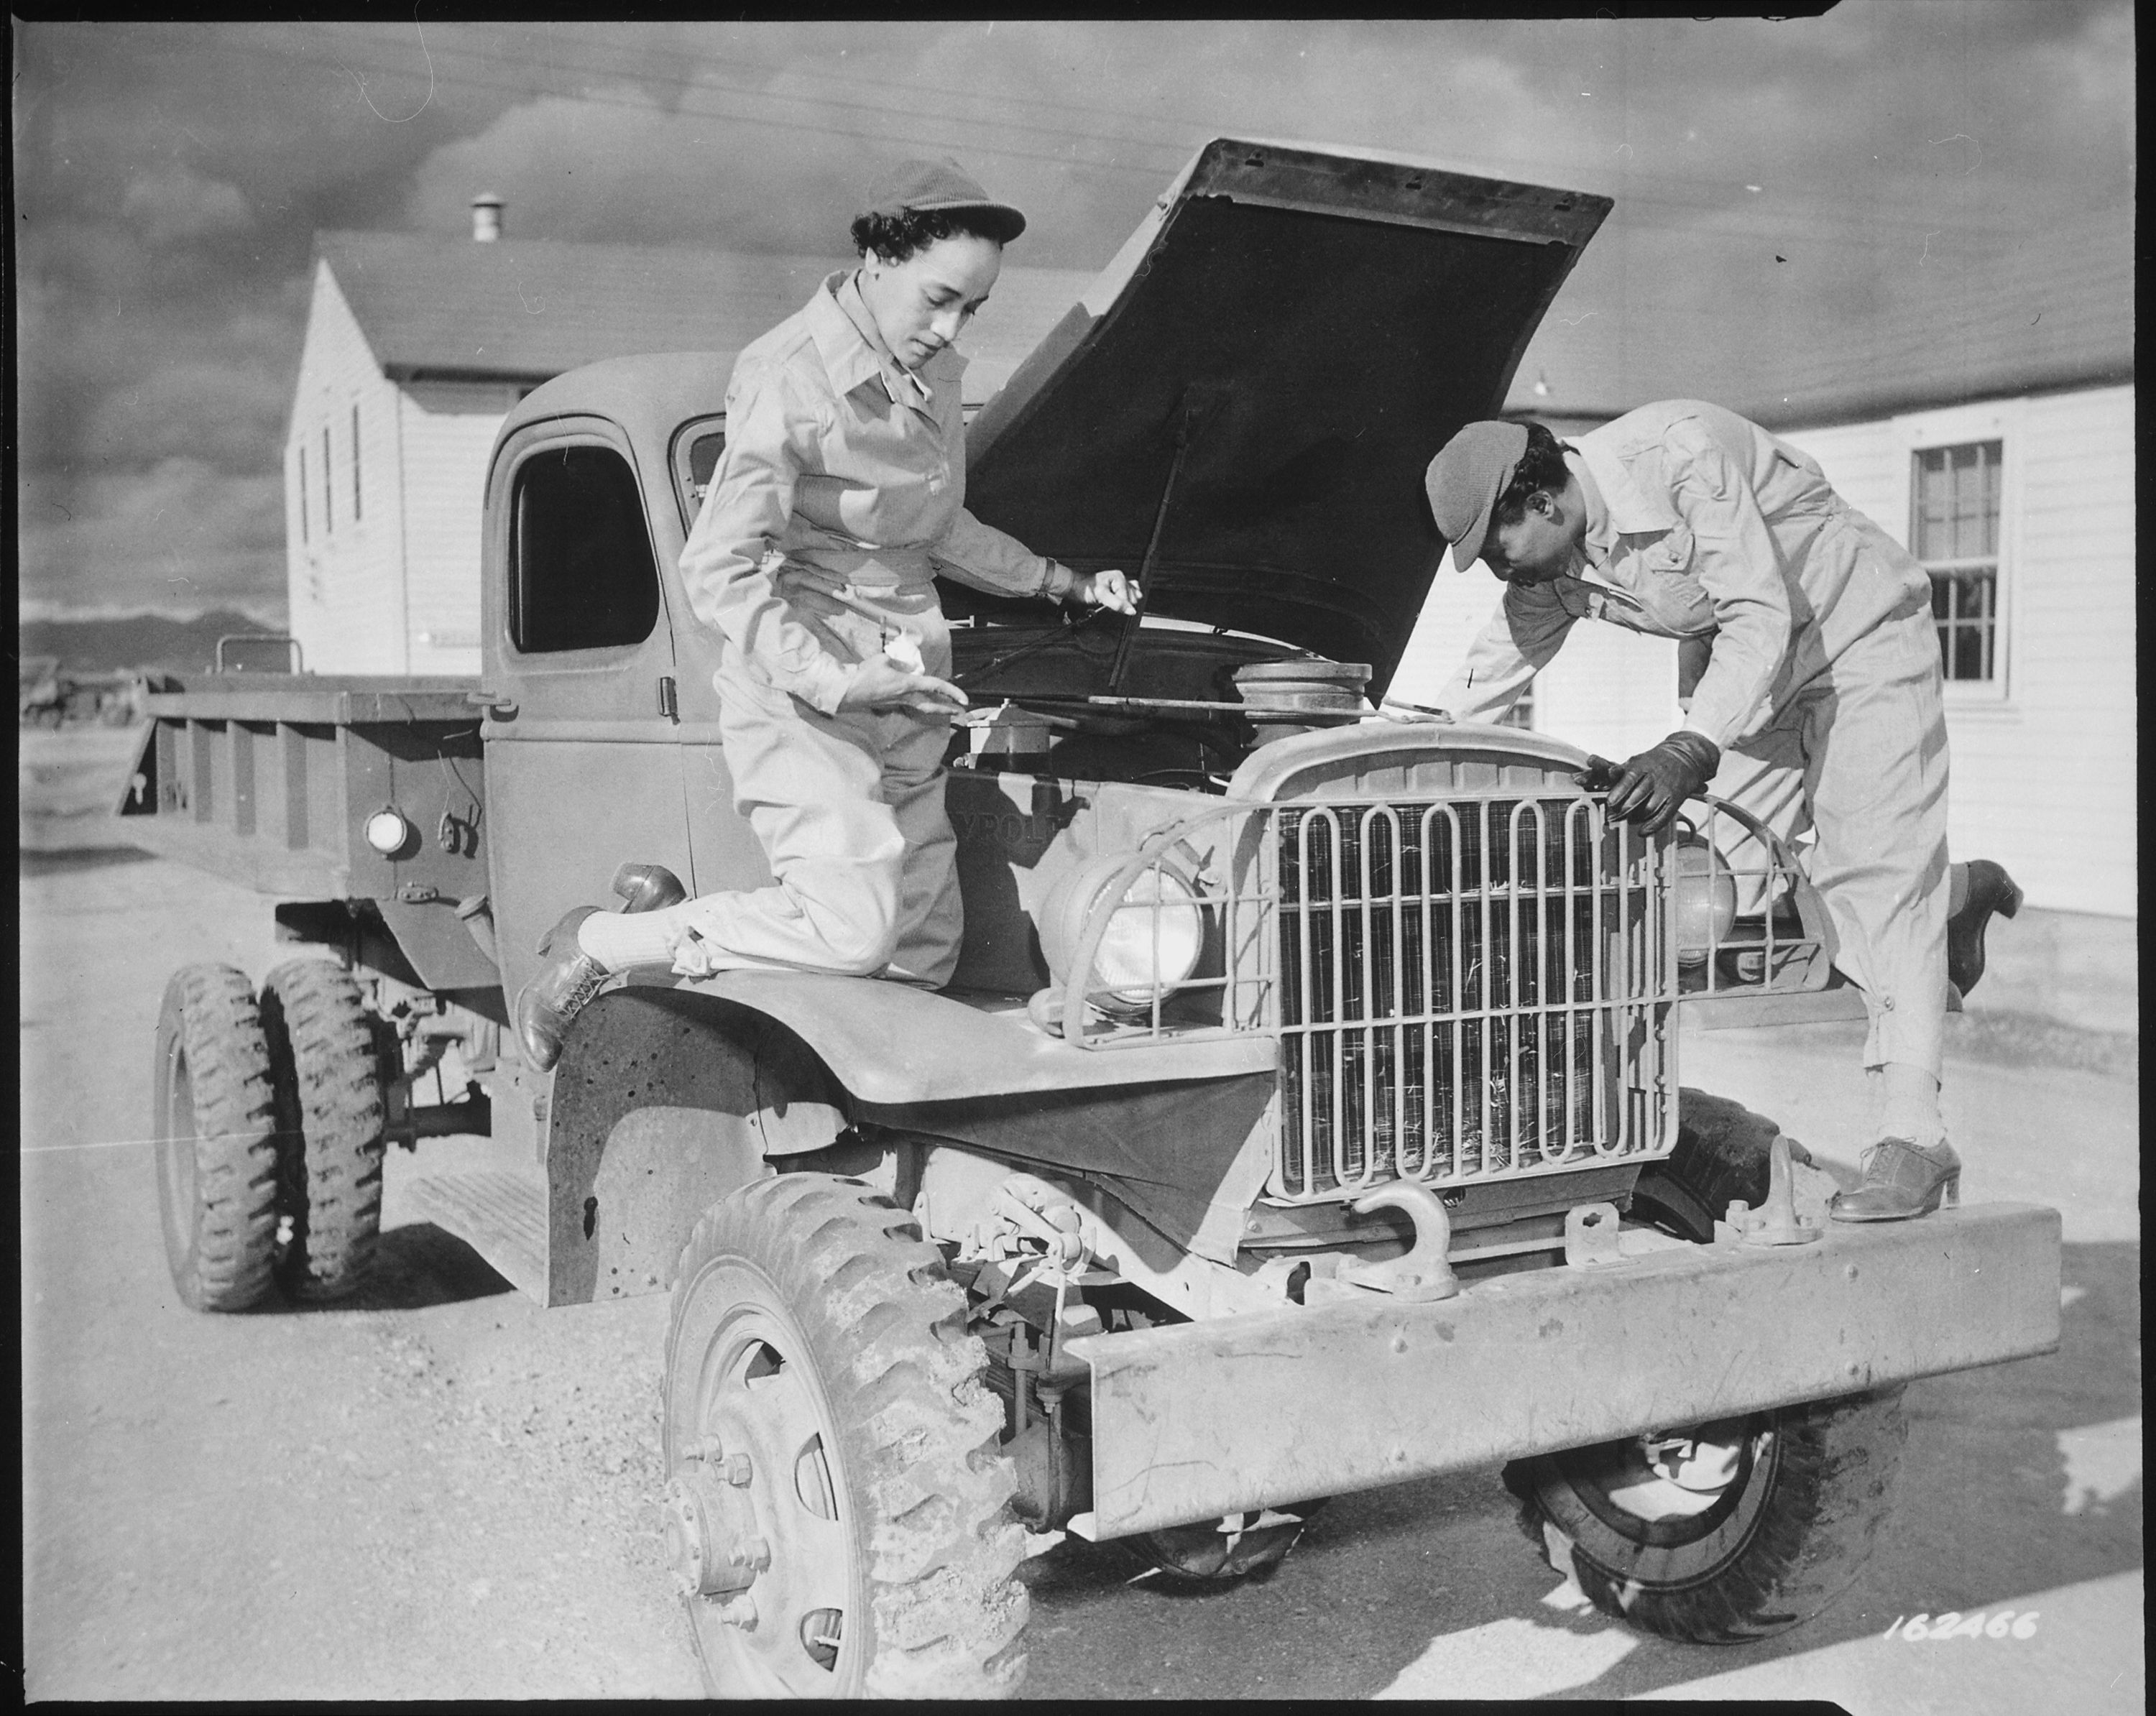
259,960,387,1300
663,1175,1027,1698
152,964,281,1311
1503,1388,1908,1643
1631,1087,1806,1245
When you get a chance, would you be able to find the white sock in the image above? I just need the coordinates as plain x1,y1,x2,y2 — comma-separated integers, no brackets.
1948,861,1969,916
576,907,684,972
1879,1062,1943,1147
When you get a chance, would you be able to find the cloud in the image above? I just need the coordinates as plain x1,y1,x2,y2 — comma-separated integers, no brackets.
17,459,287,615
83,361,292,474
119,163,254,246
403,75,916,256
9,9,2137,625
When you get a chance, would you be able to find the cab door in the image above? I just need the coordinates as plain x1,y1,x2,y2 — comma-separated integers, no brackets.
661,414,780,899
480,416,694,1007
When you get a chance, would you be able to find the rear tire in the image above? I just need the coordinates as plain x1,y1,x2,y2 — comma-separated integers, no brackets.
664,1175,1028,1698
152,964,281,1311
259,960,387,1300
1503,1388,1908,1643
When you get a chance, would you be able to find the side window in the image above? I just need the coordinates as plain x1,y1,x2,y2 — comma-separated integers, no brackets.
669,417,727,528
509,444,660,654
1912,440,2002,683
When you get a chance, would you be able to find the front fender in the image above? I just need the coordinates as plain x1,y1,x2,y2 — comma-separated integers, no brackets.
545,987,831,1304
621,968,1276,1104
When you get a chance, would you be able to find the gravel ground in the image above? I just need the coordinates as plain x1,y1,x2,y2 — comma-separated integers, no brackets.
20,808,2142,1706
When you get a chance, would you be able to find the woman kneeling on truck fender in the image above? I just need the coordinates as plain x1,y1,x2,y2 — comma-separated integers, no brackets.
515,157,1137,1070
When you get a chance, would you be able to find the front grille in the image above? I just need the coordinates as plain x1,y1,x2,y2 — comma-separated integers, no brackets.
1275,795,1674,1199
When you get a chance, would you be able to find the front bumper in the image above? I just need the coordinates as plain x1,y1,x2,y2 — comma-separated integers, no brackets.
1065,1201,2060,1539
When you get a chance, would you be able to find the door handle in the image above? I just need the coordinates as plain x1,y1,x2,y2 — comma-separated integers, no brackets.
466,688,520,717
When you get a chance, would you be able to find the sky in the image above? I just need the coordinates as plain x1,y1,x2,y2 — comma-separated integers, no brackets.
11,7,2136,623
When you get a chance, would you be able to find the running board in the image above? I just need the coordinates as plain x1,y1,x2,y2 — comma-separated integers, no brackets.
404,1169,549,1303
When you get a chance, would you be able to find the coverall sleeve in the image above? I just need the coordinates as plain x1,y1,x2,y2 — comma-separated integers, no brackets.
1432,583,1576,721
929,507,1072,601
1660,422,1792,746
678,356,860,716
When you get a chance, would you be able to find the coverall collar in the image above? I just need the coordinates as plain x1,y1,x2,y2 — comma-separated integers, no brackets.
813,269,964,417
1576,431,1681,548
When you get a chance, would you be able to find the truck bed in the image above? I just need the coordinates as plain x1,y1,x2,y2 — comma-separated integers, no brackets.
119,673,484,898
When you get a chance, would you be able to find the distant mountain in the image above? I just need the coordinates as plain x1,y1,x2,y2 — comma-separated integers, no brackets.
17,610,295,676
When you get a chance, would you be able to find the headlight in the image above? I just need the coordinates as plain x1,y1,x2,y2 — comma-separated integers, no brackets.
1672,838,1737,966
1038,856,1206,1008
364,806,417,857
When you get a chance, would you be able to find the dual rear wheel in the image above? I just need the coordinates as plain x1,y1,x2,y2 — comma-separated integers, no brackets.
152,959,387,1311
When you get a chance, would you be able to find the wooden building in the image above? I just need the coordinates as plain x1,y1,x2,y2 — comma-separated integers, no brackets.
282,203,1090,679
1393,211,2134,917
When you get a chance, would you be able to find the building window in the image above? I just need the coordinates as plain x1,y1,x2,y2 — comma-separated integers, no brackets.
1498,683,1535,730
298,446,308,543
1912,440,2001,682
351,403,363,522
322,425,334,536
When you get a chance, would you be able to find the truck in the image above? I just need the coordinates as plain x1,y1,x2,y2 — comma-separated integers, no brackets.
124,137,2060,1698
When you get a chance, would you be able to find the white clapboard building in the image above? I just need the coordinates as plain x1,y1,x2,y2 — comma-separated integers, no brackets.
1394,211,2134,918
282,198,1090,680
287,201,2132,915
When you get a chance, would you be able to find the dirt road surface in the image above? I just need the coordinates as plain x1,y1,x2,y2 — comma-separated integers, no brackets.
22,835,2142,1706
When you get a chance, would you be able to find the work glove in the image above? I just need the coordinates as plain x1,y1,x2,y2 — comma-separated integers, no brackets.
1603,729,1720,834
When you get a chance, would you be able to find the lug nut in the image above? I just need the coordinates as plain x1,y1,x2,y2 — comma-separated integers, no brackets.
729,1534,772,1572
721,1452,753,1487
716,1592,757,1630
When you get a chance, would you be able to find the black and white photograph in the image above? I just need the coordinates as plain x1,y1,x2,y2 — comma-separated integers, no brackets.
17,9,2137,1704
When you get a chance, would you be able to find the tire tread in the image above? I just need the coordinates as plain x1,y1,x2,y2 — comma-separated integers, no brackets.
260,960,387,1299
668,1175,1026,1697
156,964,281,1311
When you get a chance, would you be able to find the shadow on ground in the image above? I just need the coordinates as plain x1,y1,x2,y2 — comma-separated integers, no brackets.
1015,1240,2140,1701
252,1222,518,1316
19,844,155,876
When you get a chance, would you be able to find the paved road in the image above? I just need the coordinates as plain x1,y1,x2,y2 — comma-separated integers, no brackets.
21,844,2142,1705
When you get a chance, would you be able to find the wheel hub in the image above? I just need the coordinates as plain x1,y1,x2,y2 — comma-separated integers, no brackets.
1603,1419,1756,1521
665,1439,767,1600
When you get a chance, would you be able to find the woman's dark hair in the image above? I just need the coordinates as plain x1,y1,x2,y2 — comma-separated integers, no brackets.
1492,420,1577,527
850,205,1021,263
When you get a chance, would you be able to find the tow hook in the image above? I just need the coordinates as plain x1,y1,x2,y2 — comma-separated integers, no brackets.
1720,1133,1825,1247
1341,1183,1460,1301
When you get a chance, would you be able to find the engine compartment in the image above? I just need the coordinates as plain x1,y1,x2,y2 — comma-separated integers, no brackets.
944,617,1359,790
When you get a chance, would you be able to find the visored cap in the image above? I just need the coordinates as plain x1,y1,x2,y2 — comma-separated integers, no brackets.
1425,420,1529,573
863,157,1026,243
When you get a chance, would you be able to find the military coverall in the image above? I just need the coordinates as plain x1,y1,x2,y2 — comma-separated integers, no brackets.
1436,399,1951,1081
578,269,1078,989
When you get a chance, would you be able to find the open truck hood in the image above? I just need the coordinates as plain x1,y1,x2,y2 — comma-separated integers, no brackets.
957,137,1611,696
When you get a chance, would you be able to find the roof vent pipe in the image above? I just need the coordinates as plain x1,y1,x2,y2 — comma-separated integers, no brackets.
471,194,504,243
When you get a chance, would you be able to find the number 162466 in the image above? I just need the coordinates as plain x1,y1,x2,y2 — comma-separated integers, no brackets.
1888,1611,2040,1641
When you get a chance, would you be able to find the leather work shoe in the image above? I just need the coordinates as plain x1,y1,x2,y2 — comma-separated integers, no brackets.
515,905,610,1072
612,862,688,913
1947,859,2024,995
1829,1135,1962,1222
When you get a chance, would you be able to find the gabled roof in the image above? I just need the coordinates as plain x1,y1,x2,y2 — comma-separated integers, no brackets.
315,230,1095,403
1504,208,2133,429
